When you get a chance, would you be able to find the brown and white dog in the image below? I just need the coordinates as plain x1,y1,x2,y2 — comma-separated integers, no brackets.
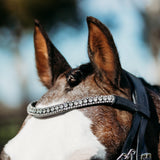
1,17,160,160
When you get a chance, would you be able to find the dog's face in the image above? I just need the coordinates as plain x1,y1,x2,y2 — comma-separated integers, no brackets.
1,17,132,160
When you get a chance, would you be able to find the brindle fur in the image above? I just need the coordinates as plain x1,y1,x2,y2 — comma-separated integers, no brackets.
1,17,160,160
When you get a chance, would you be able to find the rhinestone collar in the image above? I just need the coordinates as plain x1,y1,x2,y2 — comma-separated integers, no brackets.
27,95,115,118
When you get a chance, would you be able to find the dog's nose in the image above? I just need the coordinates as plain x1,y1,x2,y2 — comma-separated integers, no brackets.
0,150,10,160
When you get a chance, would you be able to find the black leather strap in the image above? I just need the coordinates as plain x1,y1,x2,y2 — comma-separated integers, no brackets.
136,117,148,159
121,113,141,153
113,96,150,118
127,72,150,118
115,71,151,160
127,72,150,159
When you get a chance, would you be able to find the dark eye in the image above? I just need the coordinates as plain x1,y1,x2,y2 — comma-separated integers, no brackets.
66,69,83,87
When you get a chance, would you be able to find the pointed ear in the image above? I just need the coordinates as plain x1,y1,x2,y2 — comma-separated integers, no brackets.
87,17,121,86
34,20,71,89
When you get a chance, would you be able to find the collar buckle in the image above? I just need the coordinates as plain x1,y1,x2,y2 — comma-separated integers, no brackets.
117,149,136,160
140,153,152,160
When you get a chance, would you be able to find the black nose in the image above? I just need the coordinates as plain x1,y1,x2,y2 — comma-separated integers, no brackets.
0,150,10,160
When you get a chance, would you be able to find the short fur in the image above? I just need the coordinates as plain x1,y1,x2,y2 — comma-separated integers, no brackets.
1,16,160,160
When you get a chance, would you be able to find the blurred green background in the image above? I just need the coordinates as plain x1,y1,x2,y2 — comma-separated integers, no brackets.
0,0,160,152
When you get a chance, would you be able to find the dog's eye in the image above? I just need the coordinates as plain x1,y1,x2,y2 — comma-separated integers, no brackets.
66,70,83,87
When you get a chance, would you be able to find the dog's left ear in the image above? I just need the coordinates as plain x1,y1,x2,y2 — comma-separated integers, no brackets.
87,17,121,86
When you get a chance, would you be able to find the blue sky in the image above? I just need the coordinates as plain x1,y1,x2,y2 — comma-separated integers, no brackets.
0,0,157,107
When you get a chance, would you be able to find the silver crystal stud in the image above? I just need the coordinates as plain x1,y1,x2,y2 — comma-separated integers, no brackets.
108,95,114,103
51,107,54,111
103,96,107,101
88,98,93,103
35,109,38,113
93,97,98,102
35,109,37,113
55,106,59,110
74,101,78,106
69,102,73,107
59,109,62,112
83,99,87,104
64,103,68,108
42,109,46,114
78,100,83,105
47,108,50,113
98,96,102,101
60,104,64,109
108,95,112,102
39,109,42,114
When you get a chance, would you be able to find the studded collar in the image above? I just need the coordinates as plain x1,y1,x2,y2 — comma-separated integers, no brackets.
27,95,115,118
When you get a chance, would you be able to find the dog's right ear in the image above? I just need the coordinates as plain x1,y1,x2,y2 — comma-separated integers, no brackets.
34,20,71,89
87,17,121,87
